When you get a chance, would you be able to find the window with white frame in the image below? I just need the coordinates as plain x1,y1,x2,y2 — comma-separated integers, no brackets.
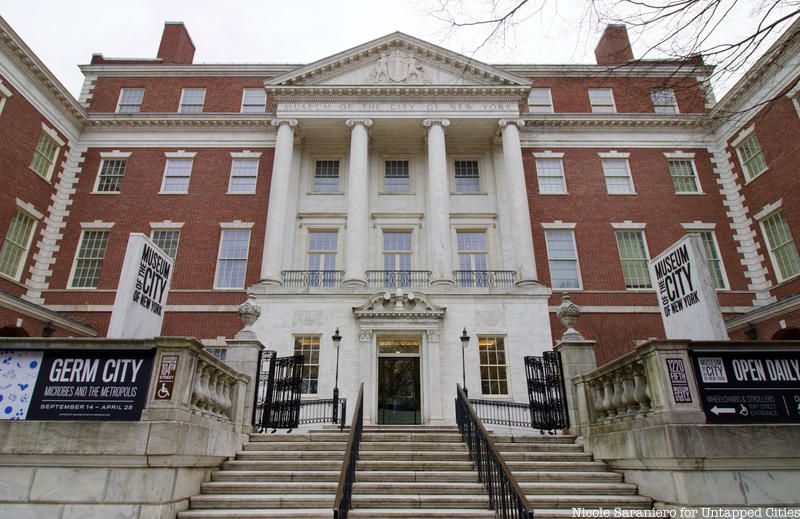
384,160,410,193
535,157,566,194
651,89,678,113
668,159,700,194
454,160,480,193
760,210,800,282
696,231,727,289
527,88,553,113
736,133,768,181
0,210,36,280
30,131,60,180
179,88,205,113
307,231,338,287
457,230,488,287
228,158,259,194
214,229,251,289
589,88,616,113
116,88,144,113
241,88,266,113
383,231,412,274
615,230,652,289
0,81,12,116
601,158,634,194
294,336,320,394
479,337,509,396
544,229,581,289
161,158,193,193
313,160,340,193
70,230,110,288
151,229,181,260
94,159,127,193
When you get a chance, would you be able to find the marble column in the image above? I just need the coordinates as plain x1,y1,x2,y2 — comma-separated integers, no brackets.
260,118,297,284
499,119,538,285
423,119,453,285
343,119,372,286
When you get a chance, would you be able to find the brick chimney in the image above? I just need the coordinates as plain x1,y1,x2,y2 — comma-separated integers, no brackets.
594,24,634,65
156,22,195,64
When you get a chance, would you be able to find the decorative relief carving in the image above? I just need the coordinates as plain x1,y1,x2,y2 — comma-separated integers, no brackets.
369,50,429,84
353,289,445,320
359,329,372,342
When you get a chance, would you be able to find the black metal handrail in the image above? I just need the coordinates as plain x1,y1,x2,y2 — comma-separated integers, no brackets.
456,385,533,519
281,270,344,288
333,383,363,519
452,270,517,288
365,270,432,288
470,398,533,429
298,398,347,430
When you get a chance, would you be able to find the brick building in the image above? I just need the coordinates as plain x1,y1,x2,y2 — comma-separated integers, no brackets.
0,17,798,423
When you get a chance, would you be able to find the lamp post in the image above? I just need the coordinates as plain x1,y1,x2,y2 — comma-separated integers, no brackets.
331,327,342,424
460,328,470,396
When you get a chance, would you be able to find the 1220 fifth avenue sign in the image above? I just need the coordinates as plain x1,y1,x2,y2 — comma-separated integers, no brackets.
107,234,174,339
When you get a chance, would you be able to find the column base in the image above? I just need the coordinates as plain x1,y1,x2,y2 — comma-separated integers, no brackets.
514,279,542,287
258,277,283,286
342,278,367,287
430,278,455,286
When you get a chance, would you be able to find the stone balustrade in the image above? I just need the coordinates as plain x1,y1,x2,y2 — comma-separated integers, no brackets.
581,350,652,425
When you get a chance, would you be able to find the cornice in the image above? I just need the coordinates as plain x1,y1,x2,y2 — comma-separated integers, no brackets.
498,63,715,79
268,85,529,98
78,63,299,77
85,113,277,129
522,113,708,129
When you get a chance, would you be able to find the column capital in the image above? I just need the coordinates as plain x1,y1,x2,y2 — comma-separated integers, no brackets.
345,118,373,128
498,119,525,130
270,118,298,128
423,118,450,128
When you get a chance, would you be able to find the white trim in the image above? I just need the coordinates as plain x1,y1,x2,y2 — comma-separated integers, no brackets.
663,151,696,159
80,220,115,229
99,150,132,159
164,150,197,158
532,151,564,158
92,157,127,194
681,221,716,231
541,221,576,229
150,221,185,229
219,220,255,229
15,198,44,220
230,150,262,159
0,80,12,97
753,199,783,222
598,150,630,158
40,122,65,147
789,82,800,119
526,87,554,113
0,208,38,282
0,291,96,336
611,221,646,230
729,124,756,148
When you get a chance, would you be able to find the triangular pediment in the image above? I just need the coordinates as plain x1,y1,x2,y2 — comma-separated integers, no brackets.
267,32,530,89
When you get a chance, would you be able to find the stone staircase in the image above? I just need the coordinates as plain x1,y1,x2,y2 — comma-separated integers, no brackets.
179,425,652,518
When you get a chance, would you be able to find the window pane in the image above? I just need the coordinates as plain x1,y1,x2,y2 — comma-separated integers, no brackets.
668,159,699,193
385,160,410,193
163,159,193,193
118,88,144,113
309,231,337,251
241,88,266,113
152,230,180,260
738,134,767,180
180,88,205,113
479,337,509,396
545,230,580,289
615,231,652,288
589,88,615,112
528,88,553,113
314,160,340,193
30,133,59,179
763,212,800,281
651,89,677,113
215,229,250,288
96,159,127,192
536,158,566,194
0,211,36,279
698,232,726,289
71,231,109,288
294,336,320,395
229,158,258,193
602,158,633,194
454,160,480,193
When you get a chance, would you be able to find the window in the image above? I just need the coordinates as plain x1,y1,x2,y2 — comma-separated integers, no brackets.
214,229,251,289
601,158,634,194
161,158,193,193
615,231,652,289
668,159,700,194
294,336,320,395
479,337,509,396
0,211,36,280
760,211,800,282
70,230,109,288
179,88,205,113
736,133,767,181
535,158,566,194
116,88,144,113
454,160,480,193
30,132,59,180
229,159,259,194
241,88,266,113
313,160,340,193
589,88,616,113
151,230,180,260
696,231,727,289
544,230,581,289
384,160,410,193
527,88,553,113
0,80,13,115
308,231,338,287
383,231,412,285
457,231,488,287
651,89,678,114
94,159,127,193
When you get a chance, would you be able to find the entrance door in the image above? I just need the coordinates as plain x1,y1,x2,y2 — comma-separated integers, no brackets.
377,339,421,425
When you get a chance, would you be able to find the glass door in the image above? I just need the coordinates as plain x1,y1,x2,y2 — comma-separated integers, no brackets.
377,339,421,425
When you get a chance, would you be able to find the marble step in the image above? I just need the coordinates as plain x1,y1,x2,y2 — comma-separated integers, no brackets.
351,493,490,509
346,480,636,495
223,460,343,471
211,470,340,482
505,460,610,471
362,426,461,433
490,442,584,452
524,494,653,508
357,460,475,471
235,450,345,461
243,441,347,451
531,509,652,519
491,434,577,444
201,481,338,494
360,441,468,451
178,509,334,518
363,432,464,442
498,451,592,461
189,494,334,509
349,510,496,518
248,432,349,442
358,450,472,461
354,469,622,483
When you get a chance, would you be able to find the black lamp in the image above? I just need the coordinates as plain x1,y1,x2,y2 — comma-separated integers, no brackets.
460,327,470,395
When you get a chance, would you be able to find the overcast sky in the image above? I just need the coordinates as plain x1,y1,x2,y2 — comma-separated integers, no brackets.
3,1,798,99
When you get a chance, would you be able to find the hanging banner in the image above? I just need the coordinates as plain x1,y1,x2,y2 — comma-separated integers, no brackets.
648,234,728,340
108,233,174,339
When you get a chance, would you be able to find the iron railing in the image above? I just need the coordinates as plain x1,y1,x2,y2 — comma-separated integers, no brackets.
281,270,344,288
365,270,432,288
452,270,517,288
333,383,364,519
470,398,533,429
252,350,276,429
456,385,533,519
298,398,347,430
525,352,569,432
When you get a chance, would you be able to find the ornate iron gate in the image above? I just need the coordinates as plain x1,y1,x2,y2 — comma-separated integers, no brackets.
252,350,305,432
525,351,569,432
